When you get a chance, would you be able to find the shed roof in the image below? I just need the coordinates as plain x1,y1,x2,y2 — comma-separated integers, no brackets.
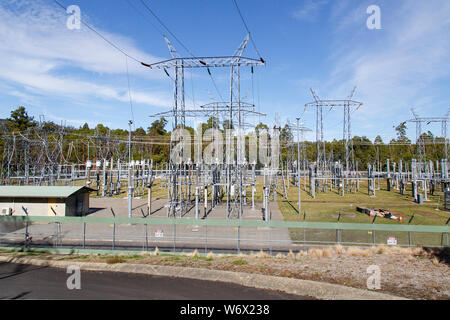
0,186,94,198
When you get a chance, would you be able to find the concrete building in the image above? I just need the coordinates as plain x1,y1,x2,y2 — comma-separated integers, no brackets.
0,186,93,216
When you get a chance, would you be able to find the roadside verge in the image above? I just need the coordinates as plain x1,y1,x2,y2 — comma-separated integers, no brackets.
0,255,407,300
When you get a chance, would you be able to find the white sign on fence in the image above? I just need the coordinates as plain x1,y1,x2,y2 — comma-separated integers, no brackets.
387,236,397,245
155,229,164,238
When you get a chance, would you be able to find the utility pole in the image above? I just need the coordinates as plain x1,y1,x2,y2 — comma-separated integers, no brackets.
296,117,301,214
128,120,133,219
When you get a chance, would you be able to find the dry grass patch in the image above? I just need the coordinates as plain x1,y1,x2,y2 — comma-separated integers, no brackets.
288,250,295,258
376,245,387,254
431,257,440,266
190,249,200,258
275,253,286,259
309,248,324,258
322,248,333,257
347,247,371,257
412,247,425,256
256,250,270,259
334,244,346,255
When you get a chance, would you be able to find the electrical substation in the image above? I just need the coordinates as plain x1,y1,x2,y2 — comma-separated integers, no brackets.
1,1,449,254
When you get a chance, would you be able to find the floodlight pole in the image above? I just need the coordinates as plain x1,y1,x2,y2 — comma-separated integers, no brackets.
297,117,301,215
128,120,133,219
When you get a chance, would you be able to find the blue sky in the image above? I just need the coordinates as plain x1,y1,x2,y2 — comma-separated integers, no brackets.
1,0,449,142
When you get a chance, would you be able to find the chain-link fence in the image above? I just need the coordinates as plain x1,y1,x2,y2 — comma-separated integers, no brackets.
0,215,448,255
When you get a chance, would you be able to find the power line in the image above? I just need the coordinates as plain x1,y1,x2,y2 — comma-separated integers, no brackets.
54,0,146,65
139,0,195,57
232,0,264,61
125,56,135,130
138,0,225,101
124,0,166,37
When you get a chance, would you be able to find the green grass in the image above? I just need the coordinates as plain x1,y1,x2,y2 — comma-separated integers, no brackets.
276,179,449,246
231,258,248,265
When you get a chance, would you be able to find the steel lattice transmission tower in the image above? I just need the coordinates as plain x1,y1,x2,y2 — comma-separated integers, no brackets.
146,34,265,218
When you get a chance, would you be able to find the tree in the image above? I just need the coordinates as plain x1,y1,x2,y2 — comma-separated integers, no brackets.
280,124,293,143
394,122,410,143
280,124,293,163
7,106,35,132
134,127,146,136
374,135,383,144
201,116,219,134
147,117,168,136
255,122,268,135
94,124,108,136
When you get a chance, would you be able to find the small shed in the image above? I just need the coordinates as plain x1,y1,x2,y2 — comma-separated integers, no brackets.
0,186,94,216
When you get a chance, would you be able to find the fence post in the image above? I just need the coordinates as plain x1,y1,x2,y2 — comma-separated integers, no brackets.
303,211,306,250
195,187,199,219
204,224,208,254
408,213,415,247
83,221,86,249
141,208,149,251
269,227,272,256
372,214,377,245
110,208,116,250
173,221,176,252
237,226,240,255
442,218,450,247
21,206,30,249
144,224,148,251
336,212,342,244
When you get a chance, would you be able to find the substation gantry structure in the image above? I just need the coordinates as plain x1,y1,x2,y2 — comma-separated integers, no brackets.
147,33,265,219
403,108,450,198
303,87,362,194
286,118,312,214
407,108,450,165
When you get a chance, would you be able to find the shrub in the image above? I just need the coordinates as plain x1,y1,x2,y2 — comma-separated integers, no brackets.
106,256,126,264
231,258,248,265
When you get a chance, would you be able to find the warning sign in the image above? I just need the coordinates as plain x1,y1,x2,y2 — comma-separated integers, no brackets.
387,236,397,245
155,229,164,238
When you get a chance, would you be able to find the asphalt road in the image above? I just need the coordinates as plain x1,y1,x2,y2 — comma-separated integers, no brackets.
0,262,311,300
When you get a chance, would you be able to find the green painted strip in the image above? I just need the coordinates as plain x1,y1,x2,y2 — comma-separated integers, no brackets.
0,216,448,233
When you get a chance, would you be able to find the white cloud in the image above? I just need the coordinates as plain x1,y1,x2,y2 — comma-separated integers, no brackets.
0,0,171,109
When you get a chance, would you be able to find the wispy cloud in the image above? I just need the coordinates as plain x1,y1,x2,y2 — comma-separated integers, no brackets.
292,0,328,22
303,0,450,140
